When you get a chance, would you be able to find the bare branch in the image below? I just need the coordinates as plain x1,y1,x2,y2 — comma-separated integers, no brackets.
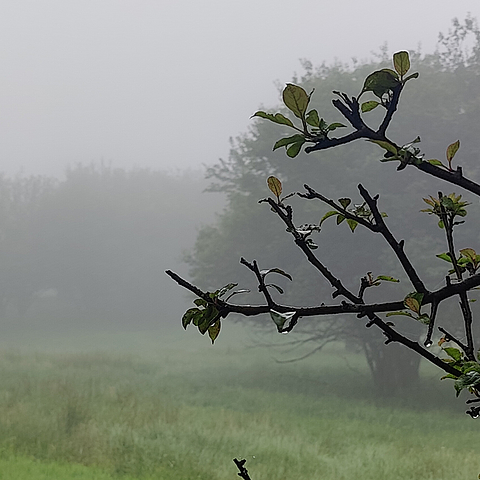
358,184,427,294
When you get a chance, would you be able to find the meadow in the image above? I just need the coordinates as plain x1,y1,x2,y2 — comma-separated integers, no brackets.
0,324,478,480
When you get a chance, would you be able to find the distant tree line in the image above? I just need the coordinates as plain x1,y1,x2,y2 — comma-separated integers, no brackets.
0,164,221,332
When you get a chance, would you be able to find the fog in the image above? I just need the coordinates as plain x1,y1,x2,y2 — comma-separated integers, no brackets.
0,1,478,178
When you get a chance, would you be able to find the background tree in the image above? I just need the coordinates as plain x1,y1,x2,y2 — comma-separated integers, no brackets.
0,164,222,334
168,18,480,411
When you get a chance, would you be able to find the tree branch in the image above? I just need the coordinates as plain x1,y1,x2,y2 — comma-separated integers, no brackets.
358,184,428,294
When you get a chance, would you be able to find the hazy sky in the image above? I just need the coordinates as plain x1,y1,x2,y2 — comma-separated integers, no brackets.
0,1,479,177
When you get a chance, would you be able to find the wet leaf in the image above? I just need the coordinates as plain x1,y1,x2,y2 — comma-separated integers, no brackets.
208,319,221,344
386,311,415,318
460,248,477,264
252,111,294,127
427,159,446,167
327,122,347,131
454,371,480,397
393,51,410,76
225,289,251,302
320,210,339,226
346,218,358,232
273,134,306,151
404,292,424,314
446,140,460,163
404,72,419,82
260,268,293,281
436,252,453,263
368,139,398,155
361,69,400,98
182,308,200,329
266,283,284,294
286,140,305,158
361,100,380,113
267,176,282,198
444,347,463,362
283,84,310,119
216,283,238,298
375,275,400,283
338,198,351,209
306,109,320,127
269,309,296,330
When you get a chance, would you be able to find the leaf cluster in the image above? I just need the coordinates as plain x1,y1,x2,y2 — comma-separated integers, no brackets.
182,283,249,343
359,51,418,112
386,292,430,325
252,83,346,158
319,198,387,233
421,193,469,229
437,248,480,276
439,345,480,397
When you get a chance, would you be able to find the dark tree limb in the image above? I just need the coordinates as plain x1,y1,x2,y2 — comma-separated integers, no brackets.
358,184,428,294
165,268,469,378
240,257,275,307
438,326,470,354
262,198,362,304
233,458,253,480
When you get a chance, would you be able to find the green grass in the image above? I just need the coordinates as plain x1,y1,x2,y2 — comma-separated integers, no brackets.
0,328,478,479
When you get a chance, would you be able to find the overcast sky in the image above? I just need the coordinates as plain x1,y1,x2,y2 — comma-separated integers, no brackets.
0,1,479,177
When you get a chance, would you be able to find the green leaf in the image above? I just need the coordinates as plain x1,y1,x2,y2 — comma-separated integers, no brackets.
361,100,380,113
224,289,250,302
267,176,282,198
194,298,208,307
182,308,200,329
393,51,410,76
286,140,305,158
417,314,430,325
346,218,358,232
197,305,219,334
375,275,400,283
252,111,294,127
208,319,221,344
260,268,293,281
386,311,415,318
441,374,458,380
361,69,400,98
266,283,284,294
368,139,398,155
436,252,453,263
273,134,306,151
282,84,310,119
454,371,480,396
216,283,238,298
320,210,339,226
327,122,347,131
404,292,424,314
338,198,351,209
336,214,345,225
269,309,296,330
460,248,477,264
427,159,446,167
444,347,463,362
306,109,320,127
404,72,419,82
446,140,460,163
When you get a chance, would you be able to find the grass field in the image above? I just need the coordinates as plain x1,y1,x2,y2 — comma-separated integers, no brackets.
0,325,479,479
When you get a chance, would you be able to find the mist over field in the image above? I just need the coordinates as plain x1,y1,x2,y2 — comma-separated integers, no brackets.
0,3,480,479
